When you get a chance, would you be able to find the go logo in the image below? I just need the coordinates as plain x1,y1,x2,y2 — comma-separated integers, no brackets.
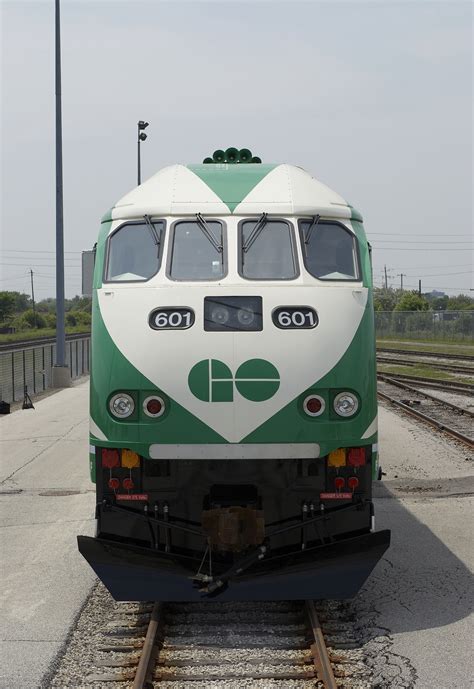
188,359,280,402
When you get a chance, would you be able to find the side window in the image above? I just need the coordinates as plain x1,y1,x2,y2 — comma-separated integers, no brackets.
169,219,224,281
105,220,164,282
239,218,298,280
299,220,359,281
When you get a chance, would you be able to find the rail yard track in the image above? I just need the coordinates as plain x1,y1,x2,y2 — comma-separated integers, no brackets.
377,375,474,448
376,372,473,396
376,355,474,375
72,597,373,688
377,347,474,362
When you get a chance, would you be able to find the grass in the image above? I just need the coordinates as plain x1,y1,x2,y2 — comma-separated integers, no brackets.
377,363,474,385
377,338,474,357
0,326,90,344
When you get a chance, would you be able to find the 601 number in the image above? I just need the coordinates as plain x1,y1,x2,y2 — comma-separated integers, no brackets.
149,308,195,330
272,307,318,329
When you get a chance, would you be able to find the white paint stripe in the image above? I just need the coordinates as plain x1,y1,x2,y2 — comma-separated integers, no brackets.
361,416,378,439
90,418,107,441
149,443,320,460
89,445,96,454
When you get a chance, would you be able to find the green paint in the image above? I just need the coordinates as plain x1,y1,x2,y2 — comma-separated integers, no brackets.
187,163,277,213
235,359,280,402
188,358,280,403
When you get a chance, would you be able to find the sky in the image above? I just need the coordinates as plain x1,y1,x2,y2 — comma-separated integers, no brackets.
1,0,472,299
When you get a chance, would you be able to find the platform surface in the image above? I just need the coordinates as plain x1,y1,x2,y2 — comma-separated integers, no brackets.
0,380,95,689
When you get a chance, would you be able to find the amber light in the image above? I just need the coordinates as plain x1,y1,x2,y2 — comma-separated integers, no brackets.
121,449,140,468
348,448,366,467
102,449,119,469
122,477,134,490
328,448,346,467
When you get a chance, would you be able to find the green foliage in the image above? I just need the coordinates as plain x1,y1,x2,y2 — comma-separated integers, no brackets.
446,294,474,311
394,291,429,312
0,292,17,322
12,309,46,329
373,288,399,312
66,310,91,327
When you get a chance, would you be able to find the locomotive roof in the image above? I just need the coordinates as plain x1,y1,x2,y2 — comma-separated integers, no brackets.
110,163,362,222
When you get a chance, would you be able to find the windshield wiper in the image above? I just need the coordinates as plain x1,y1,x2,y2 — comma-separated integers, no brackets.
196,213,223,254
304,214,321,244
242,213,268,253
144,215,161,247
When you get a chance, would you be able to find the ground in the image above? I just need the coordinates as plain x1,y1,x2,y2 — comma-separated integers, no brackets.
0,381,472,688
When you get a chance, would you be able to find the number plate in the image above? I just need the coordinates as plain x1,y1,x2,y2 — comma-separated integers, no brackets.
149,308,195,330
272,306,318,329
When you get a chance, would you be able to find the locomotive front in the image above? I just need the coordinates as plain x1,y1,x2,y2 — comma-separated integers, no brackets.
78,154,390,600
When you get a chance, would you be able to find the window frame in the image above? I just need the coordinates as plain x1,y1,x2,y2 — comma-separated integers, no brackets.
238,217,300,282
297,218,362,283
103,218,167,284
166,218,228,282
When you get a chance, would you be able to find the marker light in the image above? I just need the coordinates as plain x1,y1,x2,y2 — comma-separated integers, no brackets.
348,476,359,491
122,477,134,491
211,306,229,325
143,396,165,418
109,393,135,418
102,449,119,469
108,477,120,490
333,392,359,417
328,448,346,467
121,449,141,468
237,308,255,326
334,477,345,490
303,395,325,417
348,448,366,467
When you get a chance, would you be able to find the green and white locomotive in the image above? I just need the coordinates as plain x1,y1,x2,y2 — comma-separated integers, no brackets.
78,148,390,600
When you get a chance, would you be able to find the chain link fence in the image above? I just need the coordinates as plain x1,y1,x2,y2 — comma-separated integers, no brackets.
375,310,474,342
0,335,91,404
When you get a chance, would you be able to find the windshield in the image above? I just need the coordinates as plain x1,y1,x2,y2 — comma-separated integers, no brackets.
169,219,224,280
240,219,297,280
105,220,164,282
299,220,359,281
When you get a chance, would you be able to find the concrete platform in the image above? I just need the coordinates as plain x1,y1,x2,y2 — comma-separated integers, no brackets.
0,380,95,689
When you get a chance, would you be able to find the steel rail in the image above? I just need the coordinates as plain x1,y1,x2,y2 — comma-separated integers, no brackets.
0,331,90,353
378,390,474,448
305,600,338,689
132,602,163,689
377,347,474,361
377,372,473,394
378,374,474,417
377,356,474,374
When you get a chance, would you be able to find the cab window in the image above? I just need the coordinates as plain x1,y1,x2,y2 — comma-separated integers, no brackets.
239,216,298,280
299,219,359,281
169,218,225,281
105,220,164,282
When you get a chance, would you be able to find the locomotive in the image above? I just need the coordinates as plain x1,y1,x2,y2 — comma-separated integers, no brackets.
78,148,390,600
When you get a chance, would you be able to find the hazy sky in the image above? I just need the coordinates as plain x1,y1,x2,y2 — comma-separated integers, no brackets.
1,0,472,298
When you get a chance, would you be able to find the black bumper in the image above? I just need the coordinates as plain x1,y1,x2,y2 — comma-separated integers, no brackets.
78,529,390,601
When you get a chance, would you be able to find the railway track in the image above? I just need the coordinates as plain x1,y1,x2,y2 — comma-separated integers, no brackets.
84,599,371,688
377,375,474,448
0,331,90,352
376,372,473,396
377,347,474,361
376,356,474,375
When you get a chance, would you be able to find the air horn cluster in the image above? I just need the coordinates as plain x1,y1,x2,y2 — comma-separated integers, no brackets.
203,148,262,164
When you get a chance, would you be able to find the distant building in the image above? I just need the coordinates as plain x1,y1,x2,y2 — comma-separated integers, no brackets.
429,290,446,298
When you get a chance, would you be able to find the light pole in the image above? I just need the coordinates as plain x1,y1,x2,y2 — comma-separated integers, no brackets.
137,120,149,185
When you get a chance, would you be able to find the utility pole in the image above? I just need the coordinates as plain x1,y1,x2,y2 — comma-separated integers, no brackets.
419,279,422,296
384,265,388,289
30,269,36,328
398,273,406,290
137,120,149,185
52,0,70,387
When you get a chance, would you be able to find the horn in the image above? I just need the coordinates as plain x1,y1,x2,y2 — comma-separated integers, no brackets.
213,149,226,163
203,157,214,164
251,156,262,164
225,147,239,163
239,148,252,163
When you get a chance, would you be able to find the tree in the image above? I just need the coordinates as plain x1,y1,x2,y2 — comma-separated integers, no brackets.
446,294,474,311
0,292,16,322
394,291,429,312
373,288,400,312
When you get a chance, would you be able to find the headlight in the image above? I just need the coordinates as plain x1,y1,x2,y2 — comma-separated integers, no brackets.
109,393,135,418
237,308,255,326
333,392,359,417
211,306,230,325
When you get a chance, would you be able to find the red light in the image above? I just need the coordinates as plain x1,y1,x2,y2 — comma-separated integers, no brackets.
306,397,322,414
348,448,366,467
147,398,162,415
348,476,359,491
108,477,120,490
122,477,134,490
334,477,345,490
102,449,119,469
